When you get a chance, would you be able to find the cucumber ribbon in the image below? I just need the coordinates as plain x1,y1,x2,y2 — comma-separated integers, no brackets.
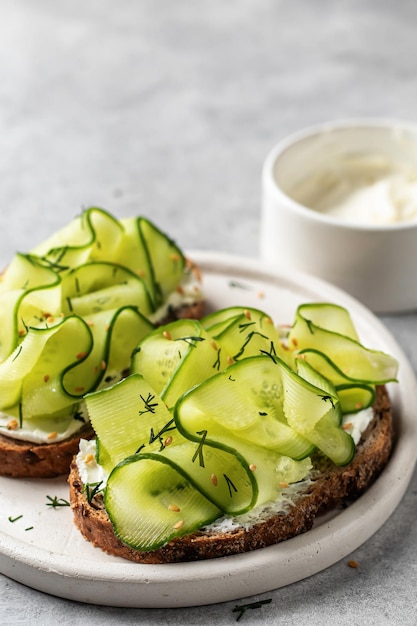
84,304,398,551
0,208,190,427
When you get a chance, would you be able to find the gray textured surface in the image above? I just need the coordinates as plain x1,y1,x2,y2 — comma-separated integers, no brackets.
1,1,417,624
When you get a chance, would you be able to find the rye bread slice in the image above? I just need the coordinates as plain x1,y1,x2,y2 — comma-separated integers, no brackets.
0,300,205,479
0,423,95,479
68,385,393,563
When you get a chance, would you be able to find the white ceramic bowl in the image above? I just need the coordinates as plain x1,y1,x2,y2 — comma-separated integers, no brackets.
260,119,417,313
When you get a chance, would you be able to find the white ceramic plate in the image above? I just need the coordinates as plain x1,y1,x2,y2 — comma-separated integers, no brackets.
0,252,416,608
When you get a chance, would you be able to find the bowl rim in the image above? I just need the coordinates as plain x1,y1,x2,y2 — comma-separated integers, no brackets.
262,117,417,233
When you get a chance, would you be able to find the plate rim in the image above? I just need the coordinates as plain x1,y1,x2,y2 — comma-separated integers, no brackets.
0,251,416,608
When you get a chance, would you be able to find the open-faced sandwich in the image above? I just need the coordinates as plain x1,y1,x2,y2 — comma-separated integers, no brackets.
69,303,398,562
0,207,204,478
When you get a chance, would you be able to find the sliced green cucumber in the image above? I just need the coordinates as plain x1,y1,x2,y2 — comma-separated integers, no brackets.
0,253,62,360
105,454,221,552
138,218,186,305
0,316,93,418
203,306,272,333
131,319,226,408
305,410,356,466
31,207,125,269
289,303,398,384
175,355,315,460
62,262,154,318
297,349,376,413
159,439,257,515
63,306,154,397
118,217,156,307
85,374,176,473
293,303,360,341
206,307,287,363
335,384,375,414
283,359,354,465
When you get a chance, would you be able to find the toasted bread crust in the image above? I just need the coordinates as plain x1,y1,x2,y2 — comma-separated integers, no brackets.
0,423,95,478
68,385,393,563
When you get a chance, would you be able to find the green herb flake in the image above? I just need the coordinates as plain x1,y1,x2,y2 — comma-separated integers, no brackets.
232,598,272,621
45,495,70,508
228,280,251,290
191,429,208,468
83,481,104,504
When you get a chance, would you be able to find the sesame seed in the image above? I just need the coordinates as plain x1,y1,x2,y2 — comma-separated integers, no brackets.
173,520,184,530
101,360,107,370
249,464,257,471
210,340,218,350
244,309,251,320
43,375,50,383
76,352,87,360
47,431,58,440
279,481,290,489
168,504,181,512
343,423,353,431
84,453,95,464
211,474,218,486
6,419,18,431
227,356,234,366
347,559,359,569
257,291,265,299
192,266,202,282
291,338,298,347
74,386,85,392
164,436,173,447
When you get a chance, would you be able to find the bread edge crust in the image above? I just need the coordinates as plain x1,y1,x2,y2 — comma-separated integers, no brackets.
68,385,394,563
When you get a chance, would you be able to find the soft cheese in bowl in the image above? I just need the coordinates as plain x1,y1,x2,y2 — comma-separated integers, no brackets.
261,119,417,312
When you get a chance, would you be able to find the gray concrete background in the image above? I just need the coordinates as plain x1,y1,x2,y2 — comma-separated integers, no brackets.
1,1,417,624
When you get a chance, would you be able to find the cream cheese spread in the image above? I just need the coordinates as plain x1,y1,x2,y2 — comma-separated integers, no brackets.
76,438,108,486
290,155,417,225
0,404,88,444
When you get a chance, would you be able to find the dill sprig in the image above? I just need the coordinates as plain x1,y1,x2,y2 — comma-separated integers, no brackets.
83,481,104,504
45,495,70,508
232,598,272,621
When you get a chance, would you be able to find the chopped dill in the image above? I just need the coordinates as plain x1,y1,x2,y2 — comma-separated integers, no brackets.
232,598,272,621
45,495,70,508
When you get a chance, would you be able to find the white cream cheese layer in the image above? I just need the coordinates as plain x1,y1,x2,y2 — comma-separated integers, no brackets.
342,407,374,444
76,438,108,486
0,404,88,444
